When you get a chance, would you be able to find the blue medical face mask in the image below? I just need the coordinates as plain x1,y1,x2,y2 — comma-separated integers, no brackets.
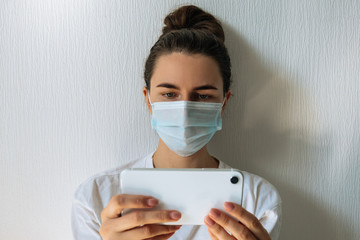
148,94,224,157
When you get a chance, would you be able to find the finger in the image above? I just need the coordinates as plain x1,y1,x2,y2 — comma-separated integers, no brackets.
208,229,219,240
208,209,256,240
101,194,158,220
106,209,182,232
205,215,236,240
121,224,181,239
224,202,271,240
102,225,179,240
145,232,175,240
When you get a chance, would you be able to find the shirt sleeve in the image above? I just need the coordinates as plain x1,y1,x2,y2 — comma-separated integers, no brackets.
259,203,282,240
71,199,102,240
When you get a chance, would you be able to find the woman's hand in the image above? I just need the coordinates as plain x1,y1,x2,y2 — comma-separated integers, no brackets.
204,202,270,240
100,194,182,240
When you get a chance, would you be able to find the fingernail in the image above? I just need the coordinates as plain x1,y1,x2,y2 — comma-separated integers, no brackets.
209,209,221,219
146,198,158,207
204,216,216,226
224,202,235,212
170,211,181,220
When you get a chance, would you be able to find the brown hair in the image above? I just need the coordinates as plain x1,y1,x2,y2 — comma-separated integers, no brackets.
144,5,231,95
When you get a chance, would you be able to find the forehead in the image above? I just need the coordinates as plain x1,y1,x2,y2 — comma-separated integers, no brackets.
150,52,223,90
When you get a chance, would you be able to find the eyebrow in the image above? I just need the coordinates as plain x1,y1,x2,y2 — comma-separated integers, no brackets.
156,83,180,89
193,85,218,91
156,83,218,91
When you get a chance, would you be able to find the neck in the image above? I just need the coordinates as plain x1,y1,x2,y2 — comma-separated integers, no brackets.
153,139,219,168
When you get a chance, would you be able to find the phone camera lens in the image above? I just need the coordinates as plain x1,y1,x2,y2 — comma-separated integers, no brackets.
230,176,239,184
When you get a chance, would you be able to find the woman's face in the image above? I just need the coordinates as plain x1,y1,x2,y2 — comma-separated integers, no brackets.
143,52,230,112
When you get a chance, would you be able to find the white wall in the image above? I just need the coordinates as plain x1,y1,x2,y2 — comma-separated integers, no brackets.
1,0,359,239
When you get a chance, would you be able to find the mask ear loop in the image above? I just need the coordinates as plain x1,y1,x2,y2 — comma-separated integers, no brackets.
147,89,153,105
221,96,226,107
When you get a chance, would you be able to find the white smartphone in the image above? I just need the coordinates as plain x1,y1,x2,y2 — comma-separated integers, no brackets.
120,168,244,225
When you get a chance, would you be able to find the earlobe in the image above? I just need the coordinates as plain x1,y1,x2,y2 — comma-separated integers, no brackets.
142,87,152,114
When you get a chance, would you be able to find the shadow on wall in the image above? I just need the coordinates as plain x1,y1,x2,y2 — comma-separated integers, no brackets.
207,24,354,239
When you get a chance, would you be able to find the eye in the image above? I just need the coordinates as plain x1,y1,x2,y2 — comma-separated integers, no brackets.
198,94,210,100
163,92,176,98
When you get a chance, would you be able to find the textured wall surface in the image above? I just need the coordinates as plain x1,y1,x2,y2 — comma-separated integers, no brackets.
1,0,359,239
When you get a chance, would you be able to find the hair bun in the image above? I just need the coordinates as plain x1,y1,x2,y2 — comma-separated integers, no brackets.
162,5,225,43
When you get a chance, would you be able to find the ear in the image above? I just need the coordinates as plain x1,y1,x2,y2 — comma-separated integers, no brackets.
142,87,152,114
221,90,232,115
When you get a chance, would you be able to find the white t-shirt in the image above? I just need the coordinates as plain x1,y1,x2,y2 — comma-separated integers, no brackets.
71,153,282,239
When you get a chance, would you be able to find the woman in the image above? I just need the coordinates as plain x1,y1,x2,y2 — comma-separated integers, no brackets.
72,5,282,240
